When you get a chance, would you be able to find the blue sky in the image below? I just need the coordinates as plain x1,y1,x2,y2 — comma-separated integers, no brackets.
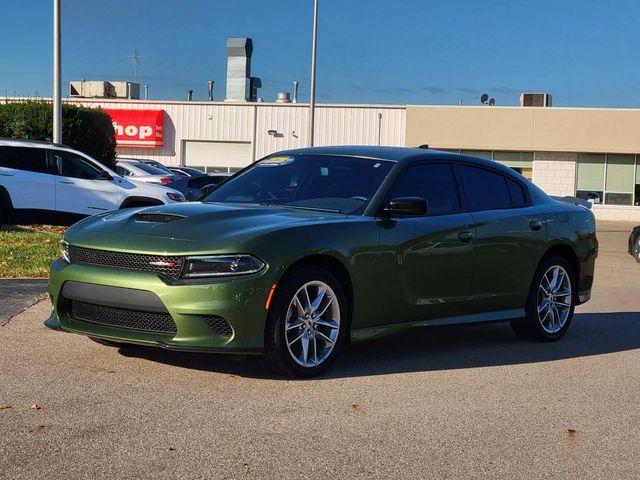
2,0,640,107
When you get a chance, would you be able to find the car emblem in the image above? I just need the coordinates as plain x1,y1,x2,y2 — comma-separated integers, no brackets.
149,260,176,268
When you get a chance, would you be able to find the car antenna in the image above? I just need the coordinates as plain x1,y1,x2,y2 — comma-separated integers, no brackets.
417,144,429,149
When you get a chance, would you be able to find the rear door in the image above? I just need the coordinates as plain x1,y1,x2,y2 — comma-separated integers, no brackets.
458,164,547,313
0,145,55,212
51,150,120,215
377,162,476,324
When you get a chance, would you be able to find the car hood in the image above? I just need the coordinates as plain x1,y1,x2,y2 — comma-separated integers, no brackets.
66,202,348,254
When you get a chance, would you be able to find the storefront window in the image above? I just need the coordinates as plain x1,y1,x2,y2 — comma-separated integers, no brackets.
605,155,634,205
493,151,534,180
636,164,640,206
576,154,605,204
461,150,492,160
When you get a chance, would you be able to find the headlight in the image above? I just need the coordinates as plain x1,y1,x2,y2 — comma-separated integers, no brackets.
183,254,266,278
60,240,70,263
166,192,186,202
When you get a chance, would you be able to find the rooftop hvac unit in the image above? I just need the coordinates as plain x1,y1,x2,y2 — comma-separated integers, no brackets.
520,92,552,107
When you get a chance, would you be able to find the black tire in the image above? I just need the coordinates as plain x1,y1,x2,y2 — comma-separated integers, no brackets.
264,266,348,378
0,200,7,228
89,337,127,348
633,237,640,263
511,255,577,342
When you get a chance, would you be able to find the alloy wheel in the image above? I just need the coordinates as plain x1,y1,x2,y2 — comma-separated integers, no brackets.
537,265,572,334
284,281,341,368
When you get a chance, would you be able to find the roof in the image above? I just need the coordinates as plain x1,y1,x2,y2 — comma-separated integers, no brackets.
275,145,495,166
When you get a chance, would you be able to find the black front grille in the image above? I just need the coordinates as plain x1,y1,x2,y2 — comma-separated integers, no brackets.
68,246,185,278
70,301,177,335
204,316,233,338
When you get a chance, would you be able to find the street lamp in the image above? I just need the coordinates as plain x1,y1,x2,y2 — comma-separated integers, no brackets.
53,0,62,143
308,0,318,147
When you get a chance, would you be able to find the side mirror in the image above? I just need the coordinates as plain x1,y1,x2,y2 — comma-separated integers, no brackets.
99,171,113,181
382,197,427,217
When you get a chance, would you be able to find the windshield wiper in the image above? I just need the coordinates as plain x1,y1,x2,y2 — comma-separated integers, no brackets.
261,202,342,213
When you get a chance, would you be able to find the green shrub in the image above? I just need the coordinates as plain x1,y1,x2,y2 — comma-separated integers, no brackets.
0,101,116,169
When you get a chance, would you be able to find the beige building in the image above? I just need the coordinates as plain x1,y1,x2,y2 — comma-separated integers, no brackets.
406,105,640,220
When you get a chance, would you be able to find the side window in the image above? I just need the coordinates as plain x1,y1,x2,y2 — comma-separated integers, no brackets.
54,151,102,180
459,165,511,211
0,146,48,174
386,163,460,215
115,166,131,177
506,177,528,206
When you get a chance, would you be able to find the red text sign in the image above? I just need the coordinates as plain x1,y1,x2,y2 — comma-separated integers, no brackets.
104,109,164,147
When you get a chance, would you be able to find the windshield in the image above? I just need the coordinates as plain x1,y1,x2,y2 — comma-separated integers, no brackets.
202,154,394,214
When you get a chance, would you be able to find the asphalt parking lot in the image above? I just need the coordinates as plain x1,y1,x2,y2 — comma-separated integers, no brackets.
1,220,639,479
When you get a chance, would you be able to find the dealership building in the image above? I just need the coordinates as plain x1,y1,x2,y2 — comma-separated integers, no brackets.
42,95,639,221
6,92,640,221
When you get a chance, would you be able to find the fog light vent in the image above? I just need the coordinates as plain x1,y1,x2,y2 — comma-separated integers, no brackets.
204,316,233,338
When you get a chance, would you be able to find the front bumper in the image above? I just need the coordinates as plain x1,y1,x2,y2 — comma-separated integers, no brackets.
46,258,273,352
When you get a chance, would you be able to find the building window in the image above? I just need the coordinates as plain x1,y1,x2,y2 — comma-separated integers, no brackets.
576,154,605,204
605,155,634,205
576,153,640,206
493,151,533,180
636,163,640,206
454,150,533,180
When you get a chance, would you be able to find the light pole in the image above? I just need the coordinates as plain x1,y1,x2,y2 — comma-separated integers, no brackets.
308,0,318,147
53,0,62,143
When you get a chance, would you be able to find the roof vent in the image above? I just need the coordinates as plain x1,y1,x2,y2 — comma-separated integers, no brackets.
520,92,552,107
135,213,185,223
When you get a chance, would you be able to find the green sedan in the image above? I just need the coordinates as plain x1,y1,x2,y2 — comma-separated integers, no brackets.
45,146,598,377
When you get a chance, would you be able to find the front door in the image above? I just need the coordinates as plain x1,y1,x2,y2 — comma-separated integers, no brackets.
51,150,120,216
377,162,476,325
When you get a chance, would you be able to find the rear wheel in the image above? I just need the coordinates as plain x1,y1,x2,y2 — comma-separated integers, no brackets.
264,266,347,378
511,255,576,342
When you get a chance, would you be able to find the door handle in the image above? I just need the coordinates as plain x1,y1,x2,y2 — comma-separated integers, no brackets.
529,220,543,231
458,231,473,243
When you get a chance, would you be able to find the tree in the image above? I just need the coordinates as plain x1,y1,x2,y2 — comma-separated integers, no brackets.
0,101,117,169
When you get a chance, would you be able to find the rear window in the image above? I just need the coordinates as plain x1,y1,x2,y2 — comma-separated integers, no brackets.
506,177,528,205
134,163,168,175
459,165,511,211
0,146,48,174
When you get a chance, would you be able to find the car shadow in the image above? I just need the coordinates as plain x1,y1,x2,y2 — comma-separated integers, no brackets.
117,311,640,380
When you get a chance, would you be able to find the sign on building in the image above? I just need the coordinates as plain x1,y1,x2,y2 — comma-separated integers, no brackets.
104,109,164,147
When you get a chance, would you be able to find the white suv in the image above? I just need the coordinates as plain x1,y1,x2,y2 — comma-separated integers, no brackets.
0,139,185,226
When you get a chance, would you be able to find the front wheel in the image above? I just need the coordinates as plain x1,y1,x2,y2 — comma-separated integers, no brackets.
633,237,640,263
264,266,347,378
511,255,576,342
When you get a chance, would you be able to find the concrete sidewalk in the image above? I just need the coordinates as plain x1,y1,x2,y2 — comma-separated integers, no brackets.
0,279,48,326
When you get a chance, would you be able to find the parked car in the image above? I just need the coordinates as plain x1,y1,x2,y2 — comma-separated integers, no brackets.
169,175,222,201
119,157,174,175
169,166,208,177
46,146,598,377
0,138,185,226
115,159,177,185
628,225,640,262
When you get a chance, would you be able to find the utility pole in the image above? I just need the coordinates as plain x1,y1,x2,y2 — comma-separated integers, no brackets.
53,0,62,143
308,0,318,147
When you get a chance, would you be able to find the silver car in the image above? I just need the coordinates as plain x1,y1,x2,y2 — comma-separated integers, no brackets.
115,159,177,185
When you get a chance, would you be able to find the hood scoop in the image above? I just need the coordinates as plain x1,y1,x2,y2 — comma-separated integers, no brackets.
134,212,186,224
